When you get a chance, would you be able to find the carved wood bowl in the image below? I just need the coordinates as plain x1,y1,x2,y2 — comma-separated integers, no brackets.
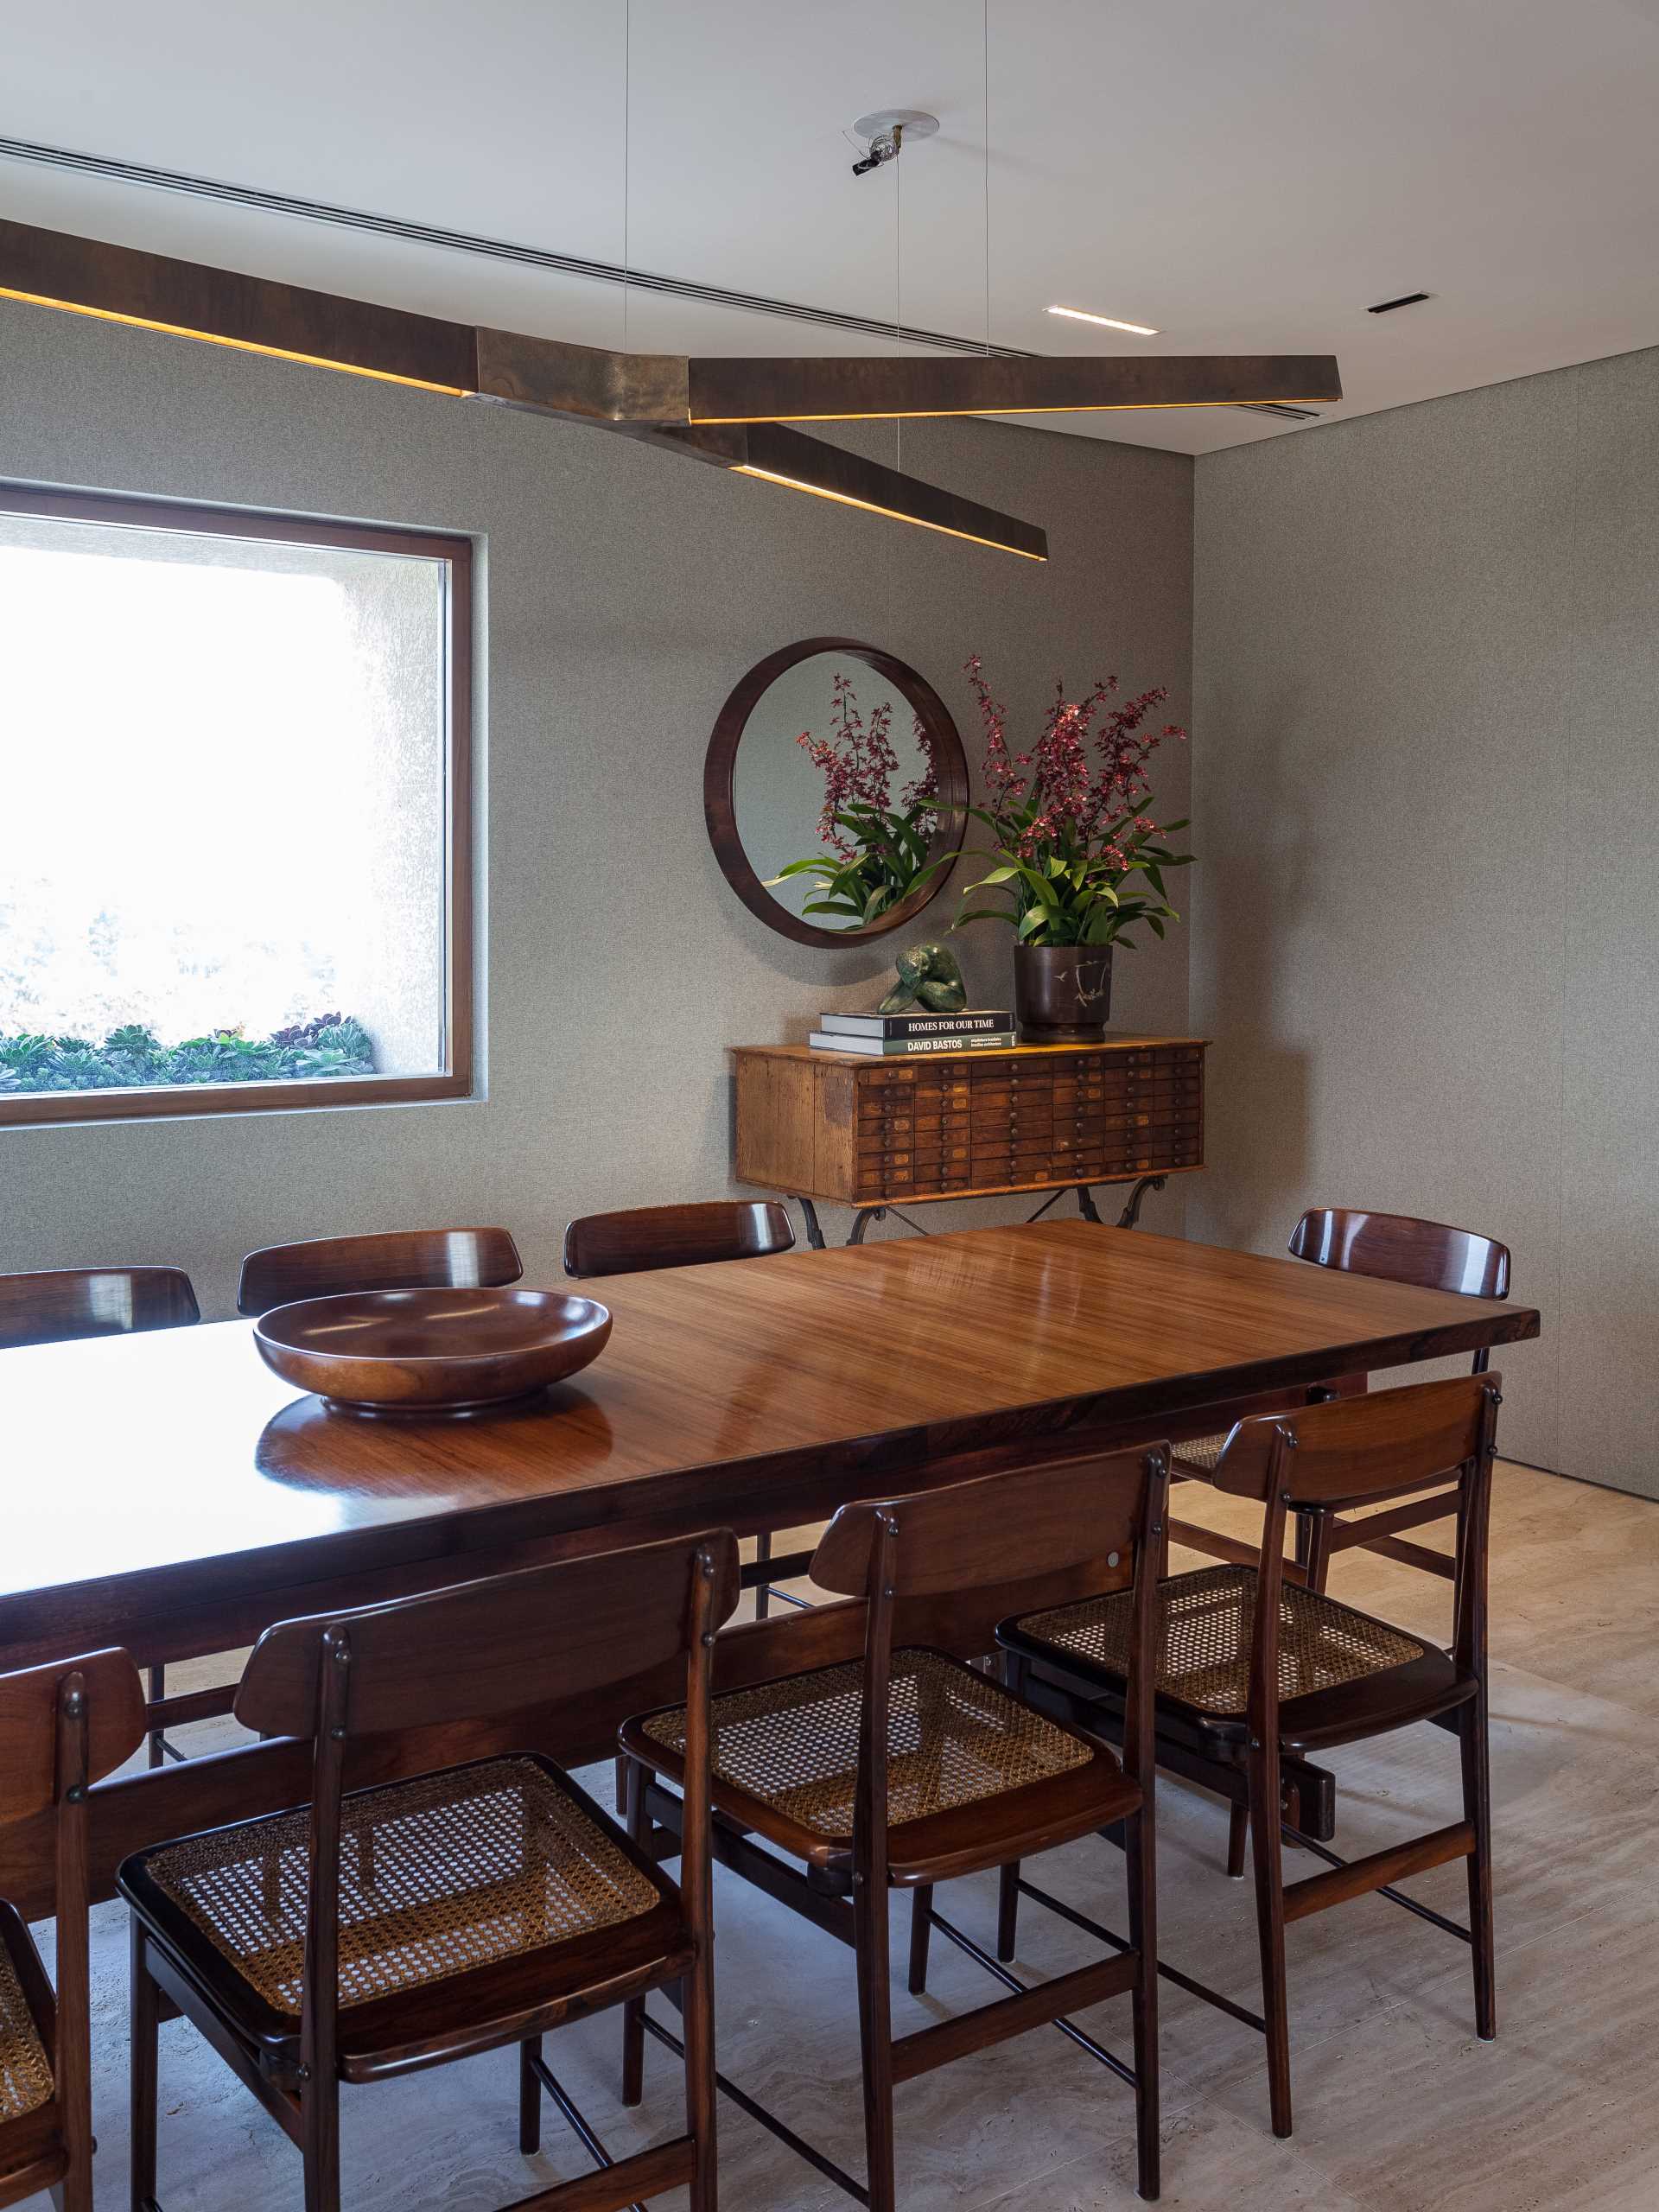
253,1287,613,1416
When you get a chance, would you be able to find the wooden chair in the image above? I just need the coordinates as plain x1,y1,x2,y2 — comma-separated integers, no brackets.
563,1199,793,1281
0,1270,199,1768
0,1647,148,2210
1000,1372,1501,2139
620,1448,1169,2208
1168,1208,1511,1592
237,1225,523,1315
564,1201,796,1621
0,1265,199,1349
120,1532,738,2212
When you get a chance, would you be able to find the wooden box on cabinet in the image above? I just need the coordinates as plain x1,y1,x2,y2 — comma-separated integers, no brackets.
731,1038,1207,1208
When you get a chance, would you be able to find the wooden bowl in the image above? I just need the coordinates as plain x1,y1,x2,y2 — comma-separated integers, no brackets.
253,1287,612,1415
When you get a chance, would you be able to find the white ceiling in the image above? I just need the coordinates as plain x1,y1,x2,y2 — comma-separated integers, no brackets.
3,0,1658,454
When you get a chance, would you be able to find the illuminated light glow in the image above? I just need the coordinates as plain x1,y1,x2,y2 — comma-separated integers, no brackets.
0,287,472,396
1046,304,1160,336
695,400,1334,421
732,464,1046,560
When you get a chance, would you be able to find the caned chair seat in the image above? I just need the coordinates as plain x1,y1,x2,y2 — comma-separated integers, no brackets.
623,1646,1135,1884
1005,1565,1475,1751
122,1755,689,2078
1172,1432,1228,1477
0,1916,52,2127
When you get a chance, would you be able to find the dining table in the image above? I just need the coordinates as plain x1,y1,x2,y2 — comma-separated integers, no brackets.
0,1219,1539,1916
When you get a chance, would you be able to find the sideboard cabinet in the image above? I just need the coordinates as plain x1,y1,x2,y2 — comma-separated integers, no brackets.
732,1037,1206,1243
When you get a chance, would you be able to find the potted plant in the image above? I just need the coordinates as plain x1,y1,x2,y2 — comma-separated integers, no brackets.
766,673,950,928
954,655,1192,1041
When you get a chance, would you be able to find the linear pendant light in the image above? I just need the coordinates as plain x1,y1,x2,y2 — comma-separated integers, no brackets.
0,216,1342,558
0,217,1049,557
469,324,1340,425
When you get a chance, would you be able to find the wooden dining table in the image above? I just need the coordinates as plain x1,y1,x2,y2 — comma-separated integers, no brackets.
0,1220,1539,1916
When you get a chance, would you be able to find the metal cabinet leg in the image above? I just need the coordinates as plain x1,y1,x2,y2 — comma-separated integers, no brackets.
794,1196,826,1250
1116,1175,1167,1230
847,1206,884,1246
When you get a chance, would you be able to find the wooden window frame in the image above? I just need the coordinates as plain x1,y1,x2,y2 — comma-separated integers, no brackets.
0,482,474,1128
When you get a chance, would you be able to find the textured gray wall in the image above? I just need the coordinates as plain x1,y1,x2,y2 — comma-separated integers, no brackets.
1192,345,1659,1494
0,299,1194,1314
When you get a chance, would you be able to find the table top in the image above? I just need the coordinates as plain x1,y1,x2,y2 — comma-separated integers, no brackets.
0,1220,1539,1655
734,1036,1207,1065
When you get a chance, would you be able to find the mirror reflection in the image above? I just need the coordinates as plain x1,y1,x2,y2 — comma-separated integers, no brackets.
732,653,944,930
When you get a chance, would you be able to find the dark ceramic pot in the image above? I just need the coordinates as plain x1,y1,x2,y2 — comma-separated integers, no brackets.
1014,943,1113,1042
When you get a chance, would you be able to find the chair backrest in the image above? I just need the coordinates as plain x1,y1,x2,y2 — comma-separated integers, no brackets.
811,1449,1169,1886
0,1649,149,1823
563,1199,794,1279
1212,1370,1500,1511
0,1266,199,1351
1289,1208,1510,1301
811,1451,1158,1600
232,1534,736,2106
236,1532,740,1739
0,1648,148,2189
1212,1374,1503,1719
237,1226,522,1316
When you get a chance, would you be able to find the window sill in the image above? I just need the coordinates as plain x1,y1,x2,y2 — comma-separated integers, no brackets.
0,1071,473,1128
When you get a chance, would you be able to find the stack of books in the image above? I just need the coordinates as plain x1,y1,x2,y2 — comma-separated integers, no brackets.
809,1007,1017,1057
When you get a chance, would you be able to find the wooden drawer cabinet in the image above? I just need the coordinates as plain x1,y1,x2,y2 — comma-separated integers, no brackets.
732,1038,1208,1218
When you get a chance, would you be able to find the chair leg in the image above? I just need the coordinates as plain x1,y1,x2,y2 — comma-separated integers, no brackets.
130,1920,159,2212
683,1958,719,2210
1226,1800,1249,1880
995,1650,1027,1961
1247,1745,1294,2139
1123,1805,1161,2202
753,1529,773,1621
301,2072,341,2212
1460,1696,1497,2040
906,1886,933,1995
854,1877,898,2212
621,1760,647,2107
518,2034,543,2154
1300,1510,1335,1595
147,1662,166,1770
995,1859,1021,1961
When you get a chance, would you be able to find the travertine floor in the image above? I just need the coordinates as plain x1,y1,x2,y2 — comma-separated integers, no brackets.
54,1461,1659,2209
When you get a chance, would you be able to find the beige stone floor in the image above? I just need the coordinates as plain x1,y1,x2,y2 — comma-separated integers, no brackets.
48,1460,1659,2209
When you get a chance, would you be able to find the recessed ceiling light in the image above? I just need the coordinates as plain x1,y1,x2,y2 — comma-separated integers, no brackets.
1047,304,1160,337
1367,291,1431,315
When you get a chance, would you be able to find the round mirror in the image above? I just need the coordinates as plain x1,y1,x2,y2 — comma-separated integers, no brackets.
705,639,969,946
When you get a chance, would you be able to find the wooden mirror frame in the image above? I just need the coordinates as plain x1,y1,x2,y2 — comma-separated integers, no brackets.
704,637,970,948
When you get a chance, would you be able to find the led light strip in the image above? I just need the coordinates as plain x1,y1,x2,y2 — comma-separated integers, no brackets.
0,286,472,395
732,465,1047,559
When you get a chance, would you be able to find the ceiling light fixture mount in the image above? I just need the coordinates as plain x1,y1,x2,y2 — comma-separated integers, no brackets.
849,109,939,177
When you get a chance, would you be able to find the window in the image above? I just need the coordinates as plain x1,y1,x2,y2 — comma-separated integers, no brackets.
0,486,471,1125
